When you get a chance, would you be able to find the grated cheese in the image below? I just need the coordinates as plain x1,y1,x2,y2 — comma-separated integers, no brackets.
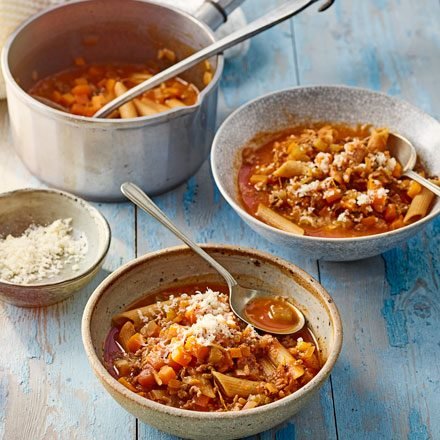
0,218,88,284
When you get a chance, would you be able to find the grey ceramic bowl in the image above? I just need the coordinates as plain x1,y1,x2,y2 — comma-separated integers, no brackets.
0,188,111,307
82,245,342,440
211,86,440,261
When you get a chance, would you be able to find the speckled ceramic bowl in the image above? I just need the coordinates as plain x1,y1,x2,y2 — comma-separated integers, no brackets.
82,245,342,440
0,188,111,307
211,86,440,261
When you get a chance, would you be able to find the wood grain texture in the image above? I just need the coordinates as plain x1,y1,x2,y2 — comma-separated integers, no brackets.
0,99,138,439
293,0,440,438
1,0,439,439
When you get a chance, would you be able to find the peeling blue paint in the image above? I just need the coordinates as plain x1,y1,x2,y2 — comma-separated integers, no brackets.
381,299,409,347
275,422,295,440
408,408,429,440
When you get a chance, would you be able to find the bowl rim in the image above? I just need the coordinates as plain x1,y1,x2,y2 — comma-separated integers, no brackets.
82,243,343,420
0,187,111,288
211,84,440,244
0,0,224,127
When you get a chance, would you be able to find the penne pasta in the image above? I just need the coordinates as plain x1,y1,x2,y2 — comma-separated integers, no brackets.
118,321,136,351
260,356,276,376
112,301,170,328
256,204,305,235
164,98,185,108
140,97,169,113
404,187,435,223
273,160,309,178
212,371,265,398
114,81,138,118
267,340,304,379
133,98,158,116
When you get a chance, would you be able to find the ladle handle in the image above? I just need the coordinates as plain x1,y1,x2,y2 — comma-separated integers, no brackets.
121,182,238,288
405,170,440,197
94,0,333,118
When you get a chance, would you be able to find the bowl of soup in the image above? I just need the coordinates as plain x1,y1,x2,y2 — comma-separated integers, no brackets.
211,86,440,261
82,244,342,439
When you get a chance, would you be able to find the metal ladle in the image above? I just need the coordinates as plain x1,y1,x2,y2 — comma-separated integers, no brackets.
121,182,306,335
94,0,334,118
388,133,440,197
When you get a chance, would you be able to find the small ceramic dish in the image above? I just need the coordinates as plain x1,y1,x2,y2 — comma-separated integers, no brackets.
211,85,440,261
82,244,342,440
0,188,111,307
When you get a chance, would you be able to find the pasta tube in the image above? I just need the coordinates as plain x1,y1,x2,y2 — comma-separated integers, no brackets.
133,99,158,116
212,371,265,398
114,81,138,118
165,98,185,108
256,204,305,235
267,340,305,379
404,187,435,223
273,160,309,178
112,301,171,328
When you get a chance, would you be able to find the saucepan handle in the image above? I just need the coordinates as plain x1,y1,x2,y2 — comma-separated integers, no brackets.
195,0,335,30
194,0,246,30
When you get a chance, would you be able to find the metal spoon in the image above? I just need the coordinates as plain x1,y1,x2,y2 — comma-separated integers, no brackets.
94,0,334,118
121,182,305,335
388,133,440,197
32,95,69,112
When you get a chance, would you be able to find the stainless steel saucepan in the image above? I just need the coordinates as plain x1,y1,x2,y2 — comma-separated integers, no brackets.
1,0,331,201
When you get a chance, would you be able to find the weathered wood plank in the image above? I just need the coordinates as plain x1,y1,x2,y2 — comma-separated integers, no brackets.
0,100,137,439
137,1,337,439
293,0,440,438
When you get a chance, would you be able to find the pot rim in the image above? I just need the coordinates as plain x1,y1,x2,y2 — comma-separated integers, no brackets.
211,84,440,244
0,0,224,128
81,243,343,420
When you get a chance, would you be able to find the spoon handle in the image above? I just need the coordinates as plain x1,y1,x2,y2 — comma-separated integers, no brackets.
405,170,440,197
121,182,238,288
94,0,329,118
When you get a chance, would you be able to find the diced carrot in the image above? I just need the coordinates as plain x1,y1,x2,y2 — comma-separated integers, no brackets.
229,347,242,358
118,377,137,392
126,333,145,353
171,345,192,367
70,103,87,115
324,189,342,204
158,365,177,385
407,181,422,199
167,358,183,371
147,354,165,371
184,309,197,324
60,93,76,106
106,78,116,94
143,320,160,337
52,90,62,102
74,77,88,86
384,204,397,223
137,368,156,389
372,196,386,213
194,394,210,408
390,215,405,230
392,162,403,178
241,346,251,357
167,379,182,389
361,216,378,227
195,345,209,362
184,335,197,352
72,84,92,96
74,56,86,66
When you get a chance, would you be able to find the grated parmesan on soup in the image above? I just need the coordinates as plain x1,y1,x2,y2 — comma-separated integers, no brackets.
0,218,88,284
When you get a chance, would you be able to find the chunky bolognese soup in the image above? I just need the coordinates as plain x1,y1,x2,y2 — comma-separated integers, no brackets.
104,284,320,412
238,123,438,238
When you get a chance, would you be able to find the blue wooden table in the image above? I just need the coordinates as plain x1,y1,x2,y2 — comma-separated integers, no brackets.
1,1,439,439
